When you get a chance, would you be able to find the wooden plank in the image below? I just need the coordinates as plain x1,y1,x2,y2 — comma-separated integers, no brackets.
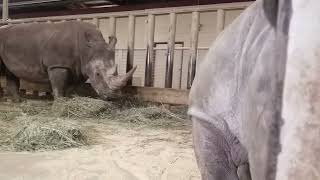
2,0,8,21
126,15,135,85
93,17,99,27
216,9,225,33
165,12,177,88
10,79,189,105
145,14,155,87
187,11,200,89
19,80,51,92
109,16,116,37
2,2,251,24
123,86,189,105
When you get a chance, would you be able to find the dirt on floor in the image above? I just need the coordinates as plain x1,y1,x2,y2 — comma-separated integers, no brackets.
0,97,200,180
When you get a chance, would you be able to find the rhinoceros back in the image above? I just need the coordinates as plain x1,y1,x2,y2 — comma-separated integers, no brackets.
0,22,98,83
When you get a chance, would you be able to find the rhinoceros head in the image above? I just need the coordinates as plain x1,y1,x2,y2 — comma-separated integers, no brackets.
84,35,137,99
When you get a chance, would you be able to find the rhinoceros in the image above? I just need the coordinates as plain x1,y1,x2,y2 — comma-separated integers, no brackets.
188,0,320,180
0,21,136,101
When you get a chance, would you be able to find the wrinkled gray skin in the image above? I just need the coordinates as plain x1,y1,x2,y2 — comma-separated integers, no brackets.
0,21,136,101
188,0,289,180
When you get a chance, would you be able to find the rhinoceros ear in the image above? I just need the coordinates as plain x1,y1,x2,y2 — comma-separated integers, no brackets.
108,36,117,50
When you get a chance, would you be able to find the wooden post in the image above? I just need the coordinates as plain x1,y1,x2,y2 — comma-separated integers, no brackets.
187,11,200,89
165,13,177,88
126,15,135,85
145,14,155,87
216,9,225,34
109,17,116,37
93,17,99,27
2,0,8,21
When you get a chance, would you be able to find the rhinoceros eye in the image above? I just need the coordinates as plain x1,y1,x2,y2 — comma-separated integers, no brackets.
96,73,100,76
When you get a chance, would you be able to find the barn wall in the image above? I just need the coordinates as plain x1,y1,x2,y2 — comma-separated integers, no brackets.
2,2,249,90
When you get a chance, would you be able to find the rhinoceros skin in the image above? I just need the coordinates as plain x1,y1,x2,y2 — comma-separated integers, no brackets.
188,0,290,179
0,21,136,101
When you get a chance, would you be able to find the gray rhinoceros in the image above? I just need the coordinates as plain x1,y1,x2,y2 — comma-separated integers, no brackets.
0,21,136,100
188,0,294,180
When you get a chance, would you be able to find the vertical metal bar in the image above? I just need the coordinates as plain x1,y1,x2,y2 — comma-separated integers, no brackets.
179,49,184,89
93,17,99,27
126,15,135,85
187,11,200,89
165,13,177,88
216,9,225,34
109,16,116,37
2,0,8,21
144,14,155,87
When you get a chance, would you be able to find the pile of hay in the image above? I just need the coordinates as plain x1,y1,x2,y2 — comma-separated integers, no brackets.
0,96,188,152
9,116,87,151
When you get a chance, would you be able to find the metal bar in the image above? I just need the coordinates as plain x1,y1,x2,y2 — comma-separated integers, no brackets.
144,14,155,87
109,16,116,37
187,11,200,89
216,9,225,34
115,47,209,50
126,15,135,85
165,12,177,88
93,17,99,27
2,0,9,21
5,2,251,23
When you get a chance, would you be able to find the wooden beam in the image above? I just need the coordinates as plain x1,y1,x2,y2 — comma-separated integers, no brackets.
109,16,116,37
126,15,135,85
10,2,252,19
187,11,200,89
16,79,189,105
216,9,225,33
2,0,8,21
19,80,51,92
123,86,189,105
93,17,99,27
145,14,155,87
165,12,177,88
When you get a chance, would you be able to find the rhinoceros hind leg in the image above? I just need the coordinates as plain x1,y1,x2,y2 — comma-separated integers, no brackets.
48,68,70,98
192,117,239,180
237,163,251,180
5,70,21,102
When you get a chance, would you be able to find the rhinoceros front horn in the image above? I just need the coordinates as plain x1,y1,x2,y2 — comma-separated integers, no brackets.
108,66,137,90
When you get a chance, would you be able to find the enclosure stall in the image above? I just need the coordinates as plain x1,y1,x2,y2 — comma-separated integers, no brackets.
0,1,252,179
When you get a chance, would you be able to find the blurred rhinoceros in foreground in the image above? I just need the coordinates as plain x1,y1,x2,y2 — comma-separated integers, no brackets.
188,0,320,180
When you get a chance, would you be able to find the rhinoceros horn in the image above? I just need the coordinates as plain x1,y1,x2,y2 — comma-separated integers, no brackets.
107,65,137,90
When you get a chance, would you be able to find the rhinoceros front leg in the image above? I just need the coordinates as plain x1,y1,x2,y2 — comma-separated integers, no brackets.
48,68,70,98
5,70,21,102
192,118,239,180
